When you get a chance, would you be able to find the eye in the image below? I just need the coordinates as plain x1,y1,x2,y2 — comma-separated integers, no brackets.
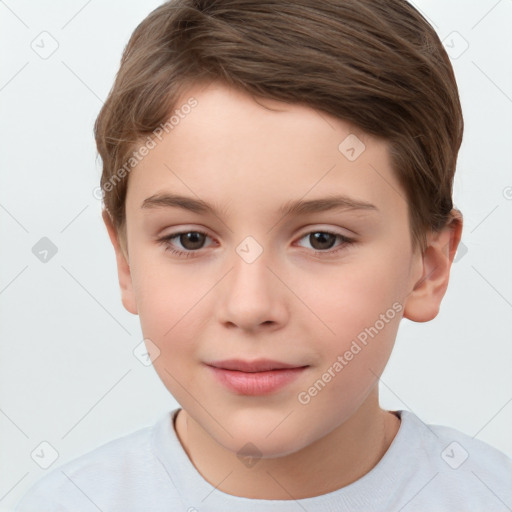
156,229,355,259
157,230,214,258
295,230,354,256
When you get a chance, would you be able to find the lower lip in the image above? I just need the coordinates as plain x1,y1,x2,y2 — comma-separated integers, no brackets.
206,365,308,395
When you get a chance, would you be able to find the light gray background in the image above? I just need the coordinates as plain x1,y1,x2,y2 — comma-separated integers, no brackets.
1,0,511,509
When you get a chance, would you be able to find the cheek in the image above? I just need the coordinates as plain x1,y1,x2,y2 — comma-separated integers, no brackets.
300,251,405,334
296,303,401,423
131,234,407,358
129,249,200,349
296,249,405,384
135,269,204,399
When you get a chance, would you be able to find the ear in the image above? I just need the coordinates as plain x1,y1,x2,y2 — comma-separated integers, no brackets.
403,209,463,322
102,209,138,315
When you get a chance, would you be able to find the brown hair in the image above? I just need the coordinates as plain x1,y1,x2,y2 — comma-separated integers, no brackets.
94,0,463,255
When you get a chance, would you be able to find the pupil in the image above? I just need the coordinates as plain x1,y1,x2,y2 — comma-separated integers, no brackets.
182,232,204,250
312,232,335,250
178,232,336,251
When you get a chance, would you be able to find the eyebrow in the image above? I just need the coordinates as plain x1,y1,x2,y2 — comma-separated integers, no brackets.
141,193,378,217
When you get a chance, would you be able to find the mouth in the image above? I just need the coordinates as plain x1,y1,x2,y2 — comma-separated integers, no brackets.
205,359,310,395
206,358,308,372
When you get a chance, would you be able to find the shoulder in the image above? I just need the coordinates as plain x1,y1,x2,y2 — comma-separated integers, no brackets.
14,414,175,511
398,410,512,510
405,410,512,474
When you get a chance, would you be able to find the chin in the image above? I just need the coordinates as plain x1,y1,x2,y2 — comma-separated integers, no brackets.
223,431,309,460
209,411,316,460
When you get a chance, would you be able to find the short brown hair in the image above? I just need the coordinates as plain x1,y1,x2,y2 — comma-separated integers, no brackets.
95,0,464,255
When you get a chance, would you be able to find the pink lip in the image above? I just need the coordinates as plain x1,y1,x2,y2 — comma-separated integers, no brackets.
207,358,305,372
205,359,309,395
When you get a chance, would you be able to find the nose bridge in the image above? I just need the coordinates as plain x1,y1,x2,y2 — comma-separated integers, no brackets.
216,234,288,329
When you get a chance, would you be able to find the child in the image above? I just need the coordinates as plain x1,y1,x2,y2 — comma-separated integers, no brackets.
16,0,512,510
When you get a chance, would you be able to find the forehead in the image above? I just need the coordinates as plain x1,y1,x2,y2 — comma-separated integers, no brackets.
126,81,407,220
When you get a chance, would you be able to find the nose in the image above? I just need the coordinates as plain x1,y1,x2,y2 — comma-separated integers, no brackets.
216,245,289,332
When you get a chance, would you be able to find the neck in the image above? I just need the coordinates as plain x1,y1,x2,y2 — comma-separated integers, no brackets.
174,392,401,500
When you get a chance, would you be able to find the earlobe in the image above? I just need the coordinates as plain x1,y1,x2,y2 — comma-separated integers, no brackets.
403,210,463,323
102,209,138,315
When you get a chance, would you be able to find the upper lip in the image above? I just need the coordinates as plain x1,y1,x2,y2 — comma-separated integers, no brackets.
206,359,308,373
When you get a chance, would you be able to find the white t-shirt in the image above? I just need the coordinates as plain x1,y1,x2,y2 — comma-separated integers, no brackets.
15,408,512,511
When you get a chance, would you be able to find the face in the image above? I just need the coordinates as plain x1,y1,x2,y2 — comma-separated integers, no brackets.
116,81,428,458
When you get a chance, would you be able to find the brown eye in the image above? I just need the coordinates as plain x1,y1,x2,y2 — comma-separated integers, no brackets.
296,230,355,256
308,232,337,251
157,230,213,258
177,231,207,250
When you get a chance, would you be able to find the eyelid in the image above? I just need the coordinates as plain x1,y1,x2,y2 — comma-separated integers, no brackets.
157,225,356,259
296,224,356,238
157,225,353,244
156,225,213,239
294,228,354,252
157,228,215,247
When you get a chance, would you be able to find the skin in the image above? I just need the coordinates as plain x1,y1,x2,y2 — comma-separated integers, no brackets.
103,80,463,499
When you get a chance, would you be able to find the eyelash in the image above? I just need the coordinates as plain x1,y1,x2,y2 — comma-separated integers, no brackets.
156,229,355,259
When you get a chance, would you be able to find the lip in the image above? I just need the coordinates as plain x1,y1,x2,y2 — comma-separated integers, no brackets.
207,358,305,372
205,359,309,395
